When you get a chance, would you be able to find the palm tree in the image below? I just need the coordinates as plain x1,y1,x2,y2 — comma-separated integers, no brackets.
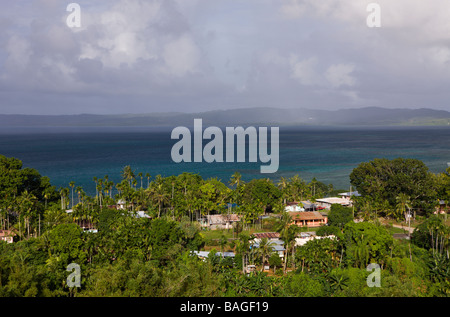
396,193,411,222
121,165,135,187
378,199,391,219
274,212,298,272
75,186,83,206
149,183,169,217
257,237,275,271
328,270,350,293
309,177,318,198
43,187,53,210
59,187,69,210
69,181,75,209
236,232,252,274
138,172,143,189
145,173,151,189
289,174,309,201
277,177,289,204
93,176,98,202
218,234,228,259
229,172,243,188
284,225,300,271
18,190,38,238
274,212,292,239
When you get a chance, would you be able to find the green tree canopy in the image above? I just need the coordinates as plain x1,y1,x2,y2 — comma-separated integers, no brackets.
343,221,394,268
349,158,438,215
327,204,354,229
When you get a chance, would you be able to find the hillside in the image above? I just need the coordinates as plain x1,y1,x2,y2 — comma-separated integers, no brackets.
1,107,449,127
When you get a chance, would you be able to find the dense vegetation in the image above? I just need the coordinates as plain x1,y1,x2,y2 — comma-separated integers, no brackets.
0,155,448,297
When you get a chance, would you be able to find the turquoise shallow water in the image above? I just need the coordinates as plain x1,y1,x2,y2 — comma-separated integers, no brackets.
0,125,449,195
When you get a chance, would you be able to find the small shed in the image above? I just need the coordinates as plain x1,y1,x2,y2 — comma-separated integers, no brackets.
0,230,16,243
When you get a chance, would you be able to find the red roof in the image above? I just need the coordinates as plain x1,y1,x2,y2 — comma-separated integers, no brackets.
253,232,280,239
0,230,16,237
290,212,325,220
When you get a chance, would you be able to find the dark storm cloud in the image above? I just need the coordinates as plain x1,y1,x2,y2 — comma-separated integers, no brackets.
1,0,450,114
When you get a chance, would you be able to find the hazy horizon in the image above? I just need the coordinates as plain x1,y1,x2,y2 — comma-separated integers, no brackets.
1,105,450,117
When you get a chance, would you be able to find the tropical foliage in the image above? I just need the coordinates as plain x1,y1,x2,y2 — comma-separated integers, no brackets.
0,155,449,297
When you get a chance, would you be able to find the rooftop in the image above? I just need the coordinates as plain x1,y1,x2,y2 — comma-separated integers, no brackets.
253,232,280,239
338,191,361,197
207,214,240,224
290,211,325,220
0,230,16,237
315,197,351,205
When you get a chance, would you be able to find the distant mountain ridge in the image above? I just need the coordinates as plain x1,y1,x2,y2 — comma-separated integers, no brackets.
1,107,450,127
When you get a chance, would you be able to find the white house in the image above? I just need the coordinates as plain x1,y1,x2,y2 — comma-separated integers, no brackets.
285,202,305,212
314,191,360,210
191,250,235,261
295,232,336,246
199,214,241,230
117,199,127,210
338,191,361,200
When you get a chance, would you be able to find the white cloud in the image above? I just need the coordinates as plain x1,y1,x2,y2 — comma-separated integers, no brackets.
325,63,356,88
289,55,322,86
162,34,201,77
5,35,31,72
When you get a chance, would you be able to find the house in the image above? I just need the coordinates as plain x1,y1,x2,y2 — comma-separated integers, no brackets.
435,200,449,214
290,211,327,227
285,201,321,212
117,199,127,210
314,197,351,210
314,191,360,210
199,214,241,230
191,250,235,261
285,202,305,212
301,201,319,211
133,211,151,219
251,239,285,259
0,230,16,243
338,191,361,200
252,232,280,242
295,232,335,246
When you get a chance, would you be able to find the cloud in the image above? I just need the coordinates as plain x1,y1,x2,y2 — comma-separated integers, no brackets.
289,56,321,86
1,0,450,114
325,63,356,88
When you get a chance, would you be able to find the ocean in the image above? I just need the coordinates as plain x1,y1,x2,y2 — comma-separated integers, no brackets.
0,125,449,196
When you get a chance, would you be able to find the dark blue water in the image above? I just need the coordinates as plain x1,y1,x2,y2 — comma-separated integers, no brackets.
0,126,449,196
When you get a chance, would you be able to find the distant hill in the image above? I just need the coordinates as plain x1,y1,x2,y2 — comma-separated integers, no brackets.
1,107,450,127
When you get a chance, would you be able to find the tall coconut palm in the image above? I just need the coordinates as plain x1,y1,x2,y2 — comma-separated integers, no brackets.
274,212,296,272
69,181,75,209
256,237,275,271
75,186,83,206
121,165,135,187
396,193,411,222
235,232,252,274
149,183,169,217
289,174,309,201
309,177,318,198
59,187,69,210
229,172,243,188
145,173,151,189
18,190,38,238
277,177,289,204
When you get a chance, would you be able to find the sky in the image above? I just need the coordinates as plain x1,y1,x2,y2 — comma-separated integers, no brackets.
1,0,450,115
